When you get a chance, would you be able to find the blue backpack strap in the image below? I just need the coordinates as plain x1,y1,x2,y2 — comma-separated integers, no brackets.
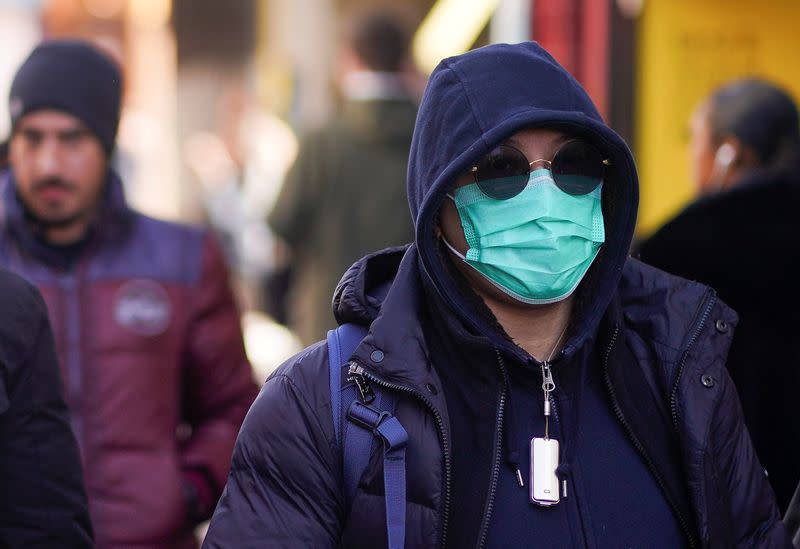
327,323,368,444
328,323,382,504
348,401,408,549
326,323,408,549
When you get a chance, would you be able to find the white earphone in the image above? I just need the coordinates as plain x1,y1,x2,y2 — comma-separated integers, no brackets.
715,143,736,167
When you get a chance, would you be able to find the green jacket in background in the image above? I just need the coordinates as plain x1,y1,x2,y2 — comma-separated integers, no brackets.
269,97,417,344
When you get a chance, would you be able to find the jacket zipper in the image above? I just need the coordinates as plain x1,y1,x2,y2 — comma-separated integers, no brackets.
670,293,716,430
348,363,453,549
476,350,508,549
602,325,699,549
62,269,84,449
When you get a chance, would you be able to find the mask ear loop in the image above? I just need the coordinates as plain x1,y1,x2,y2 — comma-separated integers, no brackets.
439,192,467,261
440,234,468,262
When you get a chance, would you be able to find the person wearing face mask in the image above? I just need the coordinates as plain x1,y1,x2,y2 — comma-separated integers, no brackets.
638,79,800,514
203,44,790,548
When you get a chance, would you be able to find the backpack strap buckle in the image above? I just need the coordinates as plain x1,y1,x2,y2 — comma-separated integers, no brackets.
348,401,409,451
328,325,408,548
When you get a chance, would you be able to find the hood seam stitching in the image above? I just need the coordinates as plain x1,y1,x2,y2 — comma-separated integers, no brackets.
442,59,490,153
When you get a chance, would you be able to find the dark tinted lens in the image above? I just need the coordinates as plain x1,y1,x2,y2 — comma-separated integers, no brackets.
551,140,605,195
474,145,530,200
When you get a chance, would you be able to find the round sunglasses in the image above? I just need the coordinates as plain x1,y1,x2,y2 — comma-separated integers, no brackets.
470,140,611,200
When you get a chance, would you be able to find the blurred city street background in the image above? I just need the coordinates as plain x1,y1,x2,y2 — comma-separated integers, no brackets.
1,0,798,379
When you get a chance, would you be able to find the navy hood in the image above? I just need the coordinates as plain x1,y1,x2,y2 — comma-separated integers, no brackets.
407,42,639,360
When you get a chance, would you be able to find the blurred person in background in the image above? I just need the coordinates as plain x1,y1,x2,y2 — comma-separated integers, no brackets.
203,43,789,548
185,82,298,315
0,39,258,548
638,79,800,513
0,269,93,547
268,8,419,345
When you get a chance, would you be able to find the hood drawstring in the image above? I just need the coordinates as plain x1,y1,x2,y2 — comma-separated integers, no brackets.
503,383,525,487
503,380,575,492
504,381,577,496
496,349,527,488
501,351,589,500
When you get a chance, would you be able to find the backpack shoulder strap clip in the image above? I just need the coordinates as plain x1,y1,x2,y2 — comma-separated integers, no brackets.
327,324,408,549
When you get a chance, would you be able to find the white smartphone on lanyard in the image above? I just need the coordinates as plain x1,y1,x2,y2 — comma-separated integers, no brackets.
530,437,560,506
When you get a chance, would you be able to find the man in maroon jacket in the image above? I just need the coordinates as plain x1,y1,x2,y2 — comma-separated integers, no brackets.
0,40,258,548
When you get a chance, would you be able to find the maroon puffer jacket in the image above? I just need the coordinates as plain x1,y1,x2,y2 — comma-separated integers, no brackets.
0,170,259,549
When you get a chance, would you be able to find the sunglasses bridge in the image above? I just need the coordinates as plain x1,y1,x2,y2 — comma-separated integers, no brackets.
470,158,552,174
524,158,612,169
529,159,552,169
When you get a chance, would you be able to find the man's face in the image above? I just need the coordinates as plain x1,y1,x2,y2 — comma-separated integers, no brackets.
9,110,107,231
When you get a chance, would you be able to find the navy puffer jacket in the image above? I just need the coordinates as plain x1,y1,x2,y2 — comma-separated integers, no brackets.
203,42,790,548
204,246,788,548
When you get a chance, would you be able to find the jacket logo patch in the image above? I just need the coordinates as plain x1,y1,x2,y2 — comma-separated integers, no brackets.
114,280,172,336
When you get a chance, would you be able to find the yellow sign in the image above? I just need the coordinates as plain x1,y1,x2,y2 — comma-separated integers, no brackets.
636,0,800,235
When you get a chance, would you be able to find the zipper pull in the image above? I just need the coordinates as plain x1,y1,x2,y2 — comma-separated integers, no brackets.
348,362,376,404
541,361,555,418
541,362,555,394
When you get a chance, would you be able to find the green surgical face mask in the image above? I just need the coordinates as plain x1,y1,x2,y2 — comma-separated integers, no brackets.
443,168,605,304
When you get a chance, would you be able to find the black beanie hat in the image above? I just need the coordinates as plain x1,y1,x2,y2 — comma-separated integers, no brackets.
9,40,122,154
